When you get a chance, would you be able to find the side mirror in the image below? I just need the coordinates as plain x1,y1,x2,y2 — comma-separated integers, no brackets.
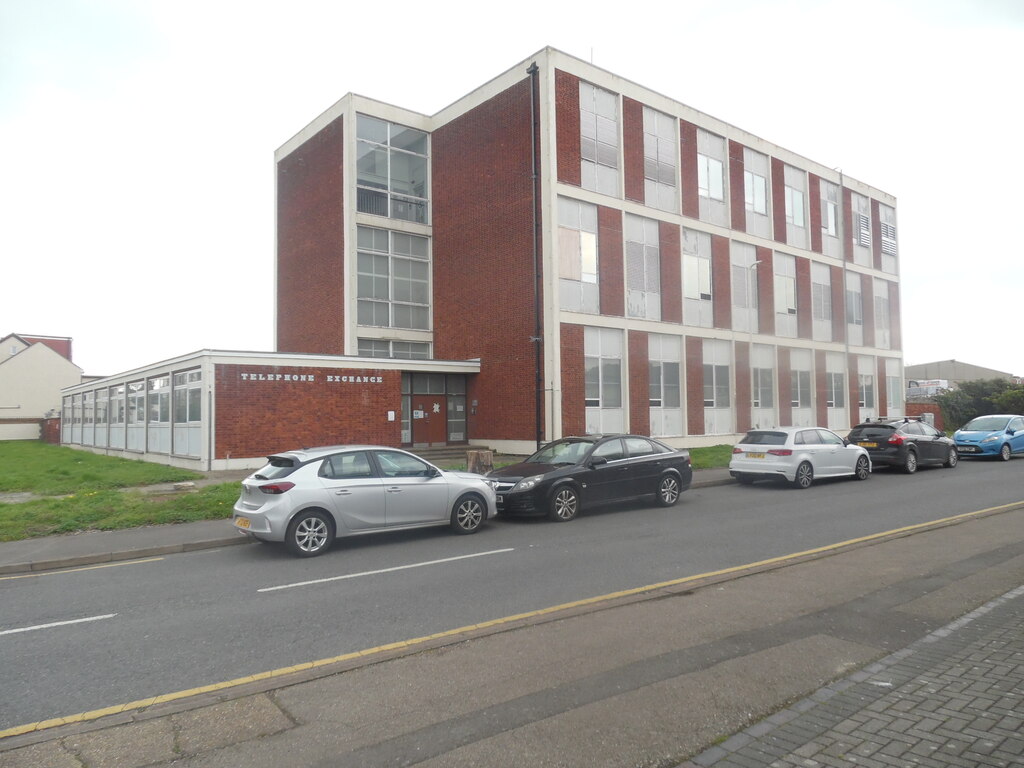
589,456,608,468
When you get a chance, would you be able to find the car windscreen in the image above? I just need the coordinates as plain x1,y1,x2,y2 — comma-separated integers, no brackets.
254,456,300,480
962,417,1010,432
740,431,787,446
527,440,593,465
849,425,895,440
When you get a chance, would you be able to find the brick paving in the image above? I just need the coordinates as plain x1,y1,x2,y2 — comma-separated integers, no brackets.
681,584,1024,768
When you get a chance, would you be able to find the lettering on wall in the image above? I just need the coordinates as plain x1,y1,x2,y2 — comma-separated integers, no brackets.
239,372,385,384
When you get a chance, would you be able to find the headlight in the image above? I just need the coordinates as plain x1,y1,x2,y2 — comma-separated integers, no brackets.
512,475,545,492
981,435,999,443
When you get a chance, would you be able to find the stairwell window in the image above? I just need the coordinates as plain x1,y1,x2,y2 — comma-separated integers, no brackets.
356,115,428,224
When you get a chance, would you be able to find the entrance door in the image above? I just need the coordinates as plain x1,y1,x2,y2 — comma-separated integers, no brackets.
412,396,447,447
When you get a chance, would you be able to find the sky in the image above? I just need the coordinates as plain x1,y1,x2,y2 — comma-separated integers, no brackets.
2,0,1022,377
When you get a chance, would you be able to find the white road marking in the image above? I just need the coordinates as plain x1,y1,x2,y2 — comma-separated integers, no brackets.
0,614,117,637
258,548,515,593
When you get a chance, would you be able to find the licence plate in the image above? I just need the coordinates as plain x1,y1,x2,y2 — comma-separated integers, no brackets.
958,446,976,453
858,442,878,448
235,516,251,529
747,452,766,459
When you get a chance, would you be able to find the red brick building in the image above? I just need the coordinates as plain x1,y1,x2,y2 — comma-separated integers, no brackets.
61,47,904,469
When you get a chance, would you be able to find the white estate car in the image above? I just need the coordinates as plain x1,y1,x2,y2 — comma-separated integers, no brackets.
232,446,497,557
729,427,872,489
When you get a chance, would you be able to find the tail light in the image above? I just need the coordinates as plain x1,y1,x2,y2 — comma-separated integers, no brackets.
887,434,905,446
732,447,744,454
768,449,793,456
259,482,295,494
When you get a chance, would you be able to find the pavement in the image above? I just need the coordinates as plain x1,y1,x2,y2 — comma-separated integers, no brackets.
1,468,1022,767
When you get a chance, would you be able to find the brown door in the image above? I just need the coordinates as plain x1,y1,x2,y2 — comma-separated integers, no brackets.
412,396,447,447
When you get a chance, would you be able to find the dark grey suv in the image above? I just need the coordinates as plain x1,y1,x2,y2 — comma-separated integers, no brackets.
847,417,958,474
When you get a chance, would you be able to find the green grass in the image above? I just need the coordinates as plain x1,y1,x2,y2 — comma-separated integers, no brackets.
0,441,202,495
688,444,733,469
0,441,228,541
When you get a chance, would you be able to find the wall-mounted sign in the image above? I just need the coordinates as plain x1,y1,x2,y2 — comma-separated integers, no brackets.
238,372,385,384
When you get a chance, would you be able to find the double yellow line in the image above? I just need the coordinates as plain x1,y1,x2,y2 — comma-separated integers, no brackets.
3,500,1021,741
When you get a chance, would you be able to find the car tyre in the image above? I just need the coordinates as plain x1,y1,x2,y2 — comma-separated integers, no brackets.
999,443,1012,461
285,510,335,557
903,450,918,474
451,494,485,534
548,485,579,522
793,461,814,489
943,447,959,468
855,455,870,480
656,474,681,507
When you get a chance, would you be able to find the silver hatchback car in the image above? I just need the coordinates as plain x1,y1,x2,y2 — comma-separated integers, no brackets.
730,427,872,489
232,446,497,557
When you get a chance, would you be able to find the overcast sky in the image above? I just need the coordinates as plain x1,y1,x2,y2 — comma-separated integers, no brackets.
2,0,1022,378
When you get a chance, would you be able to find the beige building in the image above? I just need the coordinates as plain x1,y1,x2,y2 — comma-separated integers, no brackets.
905,359,1020,388
0,333,83,440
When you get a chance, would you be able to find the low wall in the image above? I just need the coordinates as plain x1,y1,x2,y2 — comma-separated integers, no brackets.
0,419,41,441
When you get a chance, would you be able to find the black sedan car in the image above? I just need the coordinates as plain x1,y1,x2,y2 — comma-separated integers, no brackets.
847,417,958,474
487,434,692,522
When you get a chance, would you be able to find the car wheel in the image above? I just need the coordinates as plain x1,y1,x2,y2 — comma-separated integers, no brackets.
548,485,579,522
855,455,870,480
903,450,918,474
793,462,814,489
656,474,681,507
943,447,959,468
999,443,1012,462
451,494,485,534
285,510,334,557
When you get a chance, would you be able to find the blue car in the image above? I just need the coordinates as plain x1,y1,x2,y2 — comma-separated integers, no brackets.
953,414,1024,461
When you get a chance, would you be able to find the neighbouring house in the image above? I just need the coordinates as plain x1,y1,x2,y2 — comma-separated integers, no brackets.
0,333,83,440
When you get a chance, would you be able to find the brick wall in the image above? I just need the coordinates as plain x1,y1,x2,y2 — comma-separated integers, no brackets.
808,174,823,254
777,347,793,426
432,77,539,443
735,341,751,433
906,401,944,431
555,69,581,186
598,206,624,316
660,221,682,323
711,234,732,329
276,115,345,355
756,246,775,335
628,330,650,435
679,120,699,219
815,350,828,427
685,337,704,435
796,256,812,339
622,96,645,203
214,365,402,459
771,157,787,244
560,323,585,436
728,140,746,231
830,264,846,343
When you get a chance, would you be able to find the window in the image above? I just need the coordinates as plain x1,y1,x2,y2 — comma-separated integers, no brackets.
774,255,797,318
649,359,681,408
147,377,170,424
812,274,831,322
823,200,838,236
826,372,845,408
357,226,430,330
321,451,374,480
172,370,202,424
744,170,767,215
791,370,811,408
858,374,875,408
584,328,622,409
643,107,677,212
731,242,759,333
752,368,774,408
683,251,711,301
683,228,713,328
846,273,864,326
625,215,661,320
874,279,892,348
580,82,619,196
785,186,805,227
558,197,600,313
356,115,428,223
856,213,871,247
358,339,430,359
697,154,724,201
703,364,730,408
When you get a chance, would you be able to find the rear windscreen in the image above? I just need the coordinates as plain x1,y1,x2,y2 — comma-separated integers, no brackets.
741,432,787,445
849,425,895,440
254,456,299,480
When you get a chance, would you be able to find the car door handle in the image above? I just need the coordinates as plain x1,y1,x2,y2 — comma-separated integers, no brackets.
335,489,352,496
386,487,402,493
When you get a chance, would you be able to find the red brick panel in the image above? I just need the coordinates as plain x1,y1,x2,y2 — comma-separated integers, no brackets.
598,205,624,316
848,353,860,427
771,157,786,244
814,350,828,427
660,221,682,323
214,365,402,459
560,323,586,436
830,265,846,343
555,69,582,186
728,140,746,231
685,337,704,435
888,281,902,351
756,247,775,336
842,187,854,262
877,357,889,417
276,115,345,355
871,199,883,271
680,120,700,219
711,234,732,329
808,174,823,254
861,277,875,348
777,347,793,427
629,330,650,435
796,257,812,339
432,78,538,442
906,402,944,431
622,97,645,203
735,341,751,433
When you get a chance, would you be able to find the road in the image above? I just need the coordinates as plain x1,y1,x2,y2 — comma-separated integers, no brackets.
2,457,1023,731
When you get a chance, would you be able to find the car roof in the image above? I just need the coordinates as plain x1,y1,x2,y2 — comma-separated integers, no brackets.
268,445,394,461
743,426,830,434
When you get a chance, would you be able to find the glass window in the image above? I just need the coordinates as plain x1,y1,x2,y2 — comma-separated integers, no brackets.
791,370,811,408
625,214,661,320
580,82,620,197
752,368,774,408
785,187,805,227
356,115,428,223
558,197,600,313
744,170,767,215
321,451,375,479
859,374,875,408
643,107,677,212
584,327,623,409
374,450,433,478
357,225,430,330
703,364,730,407
593,438,625,461
826,372,845,408
697,154,724,201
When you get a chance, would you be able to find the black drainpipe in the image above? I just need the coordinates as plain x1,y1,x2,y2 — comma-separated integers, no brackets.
528,62,542,451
